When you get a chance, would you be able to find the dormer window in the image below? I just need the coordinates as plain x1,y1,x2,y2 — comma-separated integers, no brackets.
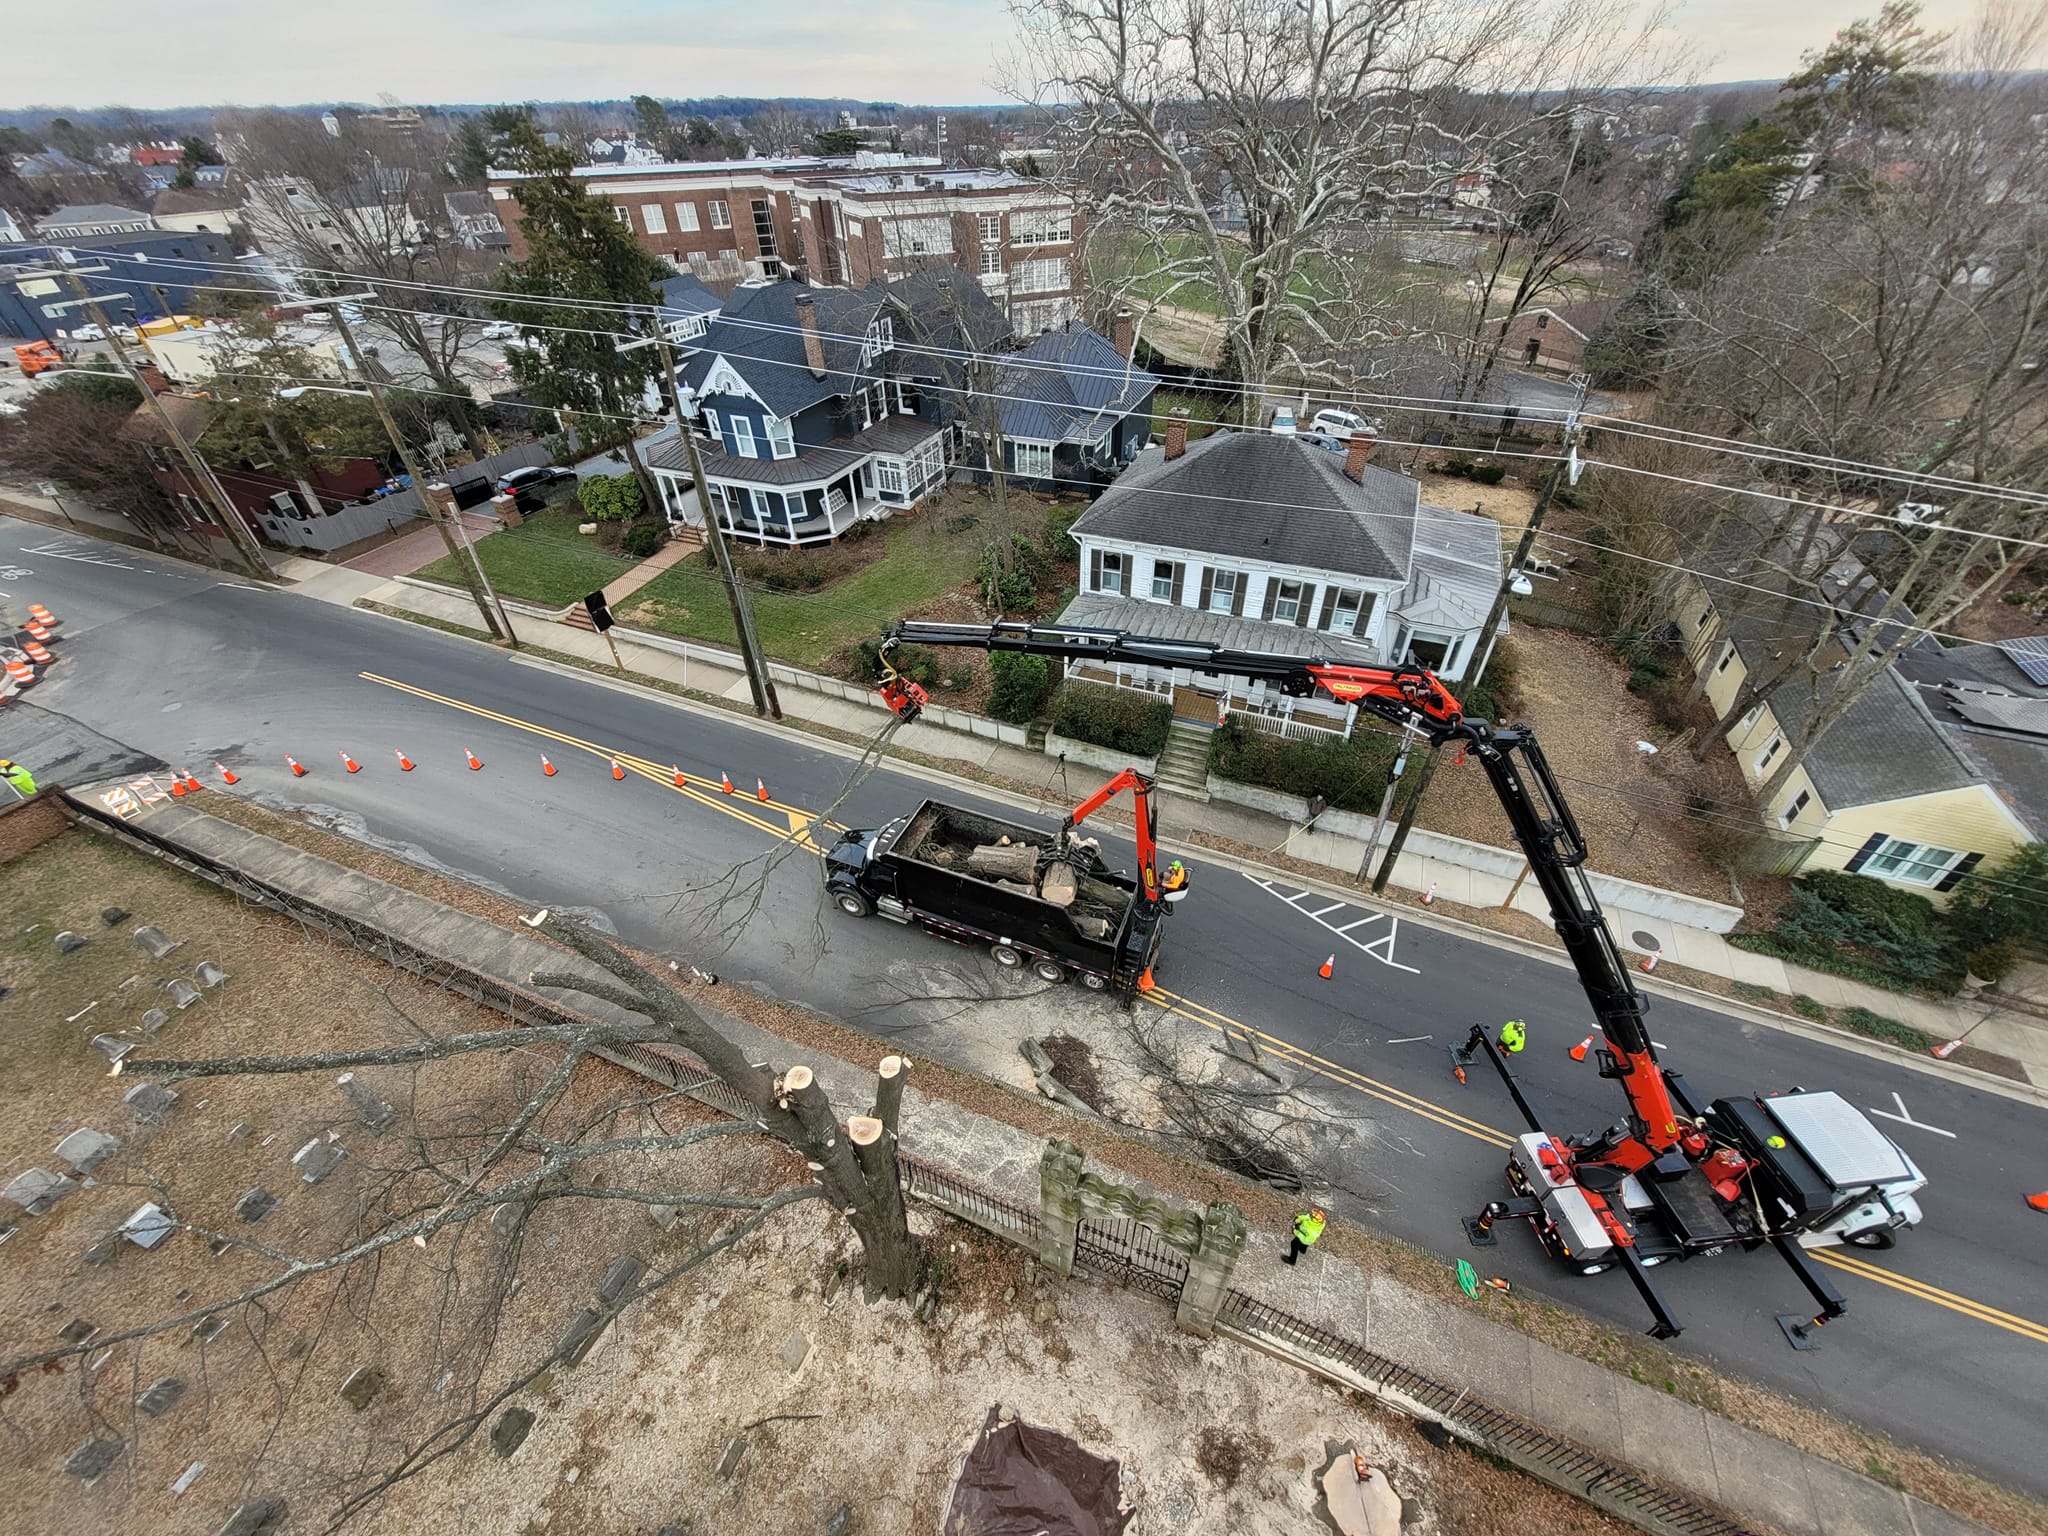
860,317,894,366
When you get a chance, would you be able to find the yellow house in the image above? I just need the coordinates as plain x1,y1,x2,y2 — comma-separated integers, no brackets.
1676,576,2037,901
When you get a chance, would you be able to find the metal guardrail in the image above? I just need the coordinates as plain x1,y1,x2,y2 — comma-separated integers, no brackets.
73,792,1755,1536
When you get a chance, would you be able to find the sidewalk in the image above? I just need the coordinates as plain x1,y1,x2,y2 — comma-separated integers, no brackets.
332,574,2048,1091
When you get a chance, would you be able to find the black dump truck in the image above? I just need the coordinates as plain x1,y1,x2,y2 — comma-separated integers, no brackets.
825,799,1167,999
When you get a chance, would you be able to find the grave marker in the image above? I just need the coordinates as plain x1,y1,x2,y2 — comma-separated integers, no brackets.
63,1438,124,1486
134,926,182,962
54,1128,119,1175
124,1081,179,1120
291,1140,343,1184
235,1188,278,1223
3,1167,77,1215
137,1378,187,1417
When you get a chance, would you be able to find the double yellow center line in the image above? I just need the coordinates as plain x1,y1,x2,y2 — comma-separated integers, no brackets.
358,670,2048,1349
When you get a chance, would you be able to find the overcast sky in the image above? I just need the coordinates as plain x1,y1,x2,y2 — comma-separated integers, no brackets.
2,0,1989,113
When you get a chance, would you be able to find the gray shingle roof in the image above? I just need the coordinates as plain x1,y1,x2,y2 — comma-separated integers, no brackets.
1057,591,1385,664
1939,726,2048,836
1781,667,1980,810
681,281,886,418
1396,502,1502,629
1072,431,1416,584
657,272,724,317
37,203,151,227
997,325,1158,444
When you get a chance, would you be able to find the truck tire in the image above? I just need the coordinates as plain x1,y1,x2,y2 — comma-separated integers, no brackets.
833,891,873,918
991,943,1024,969
1843,1225,1897,1250
1078,971,1108,992
1031,958,1066,984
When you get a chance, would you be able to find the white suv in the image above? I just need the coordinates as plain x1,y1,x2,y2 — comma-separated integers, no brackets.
1308,407,1383,442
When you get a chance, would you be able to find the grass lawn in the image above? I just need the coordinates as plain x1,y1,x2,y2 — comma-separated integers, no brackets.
618,504,993,670
1151,388,1227,438
416,506,637,608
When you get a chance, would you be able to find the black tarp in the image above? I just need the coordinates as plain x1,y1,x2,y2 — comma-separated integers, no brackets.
942,1406,1132,1536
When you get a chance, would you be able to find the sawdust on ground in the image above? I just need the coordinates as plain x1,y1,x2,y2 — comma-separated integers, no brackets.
1414,471,1539,529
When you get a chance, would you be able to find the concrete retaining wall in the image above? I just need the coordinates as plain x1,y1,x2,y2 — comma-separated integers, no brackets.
1210,774,1743,934
1043,731,1158,776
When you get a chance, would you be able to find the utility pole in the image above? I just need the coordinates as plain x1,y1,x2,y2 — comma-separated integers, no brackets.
315,295,514,645
1371,742,1441,896
622,328,779,719
39,266,271,579
1468,372,1590,689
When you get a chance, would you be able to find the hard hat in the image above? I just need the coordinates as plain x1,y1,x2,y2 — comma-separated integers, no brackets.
1312,1207,1326,1220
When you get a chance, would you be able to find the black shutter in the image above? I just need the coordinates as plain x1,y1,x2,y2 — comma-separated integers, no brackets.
1089,549,1102,592
1198,569,1214,610
1230,575,1246,617
1317,589,1336,630
1260,581,1277,621
1171,563,1185,605
1843,832,1886,874
1935,851,1982,894
1294,585,1312,627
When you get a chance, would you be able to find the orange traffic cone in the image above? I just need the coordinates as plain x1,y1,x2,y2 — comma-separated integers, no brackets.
1137,966,1156,993
287,755,308,777
465,748,484,771
1318,954,1335,979
1931,1038,1963,1059
1640,949,1660,973
4,657,33,687
2026,1191,2048,1213
1484,1276,1514,1293
1421,882,1437,906
541,755,557,777
755,777,769,802
181,769,203,793
170,774,187,797
340,751,363,774
216,762,240,785
28,604,56,628
673,764,686,788
720,772,735,794
25,621,53,642
396,749,416,771
1569,1035,1593,1062
611,757,626,781
23,640,54,664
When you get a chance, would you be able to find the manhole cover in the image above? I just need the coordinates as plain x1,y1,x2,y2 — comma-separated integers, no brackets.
1630,930,1661,951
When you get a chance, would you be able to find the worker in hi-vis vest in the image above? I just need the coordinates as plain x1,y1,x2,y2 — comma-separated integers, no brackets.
1285,1206,1326,1266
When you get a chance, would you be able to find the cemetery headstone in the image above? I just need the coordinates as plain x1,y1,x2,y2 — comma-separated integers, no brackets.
556,1308,605,1366
122,1202,175,1249
124,1081,179,1120
100,906,131,927
336,1073,394,1132
55,931,89,955
136,1378,187,1417
165,978,201,1010
337,1366,387,1412
216,1496,288,1536
54,1128,119,1175
597,1255,648,1306
63,1438,124,1486
141,1008,170,1034
4,1167,77,1215
291,1139,343,1184
195,961,230,989
491,1407,535,1458
235,1188,278,1224
134,926,182,962
91,1035,136,1068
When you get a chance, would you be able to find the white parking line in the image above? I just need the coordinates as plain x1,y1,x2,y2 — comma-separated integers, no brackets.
1866,1091,1957,1139
1244,873,1421,974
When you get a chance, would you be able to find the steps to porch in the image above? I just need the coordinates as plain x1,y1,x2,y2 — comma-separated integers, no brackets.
1155,719,1213,802
561,525,705,630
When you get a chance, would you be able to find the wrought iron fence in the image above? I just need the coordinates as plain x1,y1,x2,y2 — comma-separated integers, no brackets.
1073,1214,1191,1302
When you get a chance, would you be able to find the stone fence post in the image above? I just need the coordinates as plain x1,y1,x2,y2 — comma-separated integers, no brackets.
1174,1199,1247,1338
1037,1139,1085,1277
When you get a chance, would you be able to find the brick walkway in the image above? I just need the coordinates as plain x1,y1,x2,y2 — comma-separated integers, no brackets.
343,510,502,579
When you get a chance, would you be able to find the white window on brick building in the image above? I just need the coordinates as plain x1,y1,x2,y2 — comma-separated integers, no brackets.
674,201,700,232
979,246,1003,276
612,205,632,227
641,203,667,235
1013,209,1073,245
977,212,1001,244
1012,258,1067,294
709,199,731,229
882,217,955,257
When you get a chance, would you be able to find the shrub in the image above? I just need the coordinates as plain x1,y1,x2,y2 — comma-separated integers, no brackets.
1839,1007,1934,1053
1964,938,2024,985
619,522,663,559
1046,505,1083,563
578,473,642,523
978,533,1053,611
849,636,939,687
1049,682,1171,757
988,652,1054,724
1471,464,1507,486
1460,639,1521,722
1208,718,1401,813
1944,843,2048,954
1791,994,1827,1019
1760,871,1956,989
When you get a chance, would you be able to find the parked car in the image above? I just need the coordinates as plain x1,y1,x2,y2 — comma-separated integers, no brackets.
480,321,520,341
1306,407,1384,443
67,323,107,342
495,465,578,501
1269,404,1298,435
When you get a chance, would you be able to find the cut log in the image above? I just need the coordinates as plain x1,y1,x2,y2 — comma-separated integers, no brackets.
967,843,1037,881
1072,915,1111,940
781,1064,814,1095
846,1115,884,1147
1039,862,1078,908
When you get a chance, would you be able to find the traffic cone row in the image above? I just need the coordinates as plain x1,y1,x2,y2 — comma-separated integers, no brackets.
233,746,782,804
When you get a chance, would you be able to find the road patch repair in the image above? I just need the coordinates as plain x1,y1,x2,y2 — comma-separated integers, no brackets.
1,781,2023,1536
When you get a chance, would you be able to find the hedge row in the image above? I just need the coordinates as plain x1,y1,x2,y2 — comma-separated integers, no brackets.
1048,682,1172,757
1208,718,1401,813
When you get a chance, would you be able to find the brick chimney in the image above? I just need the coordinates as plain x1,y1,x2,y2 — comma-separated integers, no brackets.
1344,430,1377,483
1113,307,1134,359
1164,407,1191,461
793,292,826,379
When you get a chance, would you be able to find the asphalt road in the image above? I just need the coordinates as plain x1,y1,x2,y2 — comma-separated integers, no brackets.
4,515,2045,1498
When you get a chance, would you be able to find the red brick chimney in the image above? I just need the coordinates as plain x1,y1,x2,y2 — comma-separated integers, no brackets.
793,292,826,379
1164,407,1191,461
1113,307,1134,359
1344,430,1377,483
